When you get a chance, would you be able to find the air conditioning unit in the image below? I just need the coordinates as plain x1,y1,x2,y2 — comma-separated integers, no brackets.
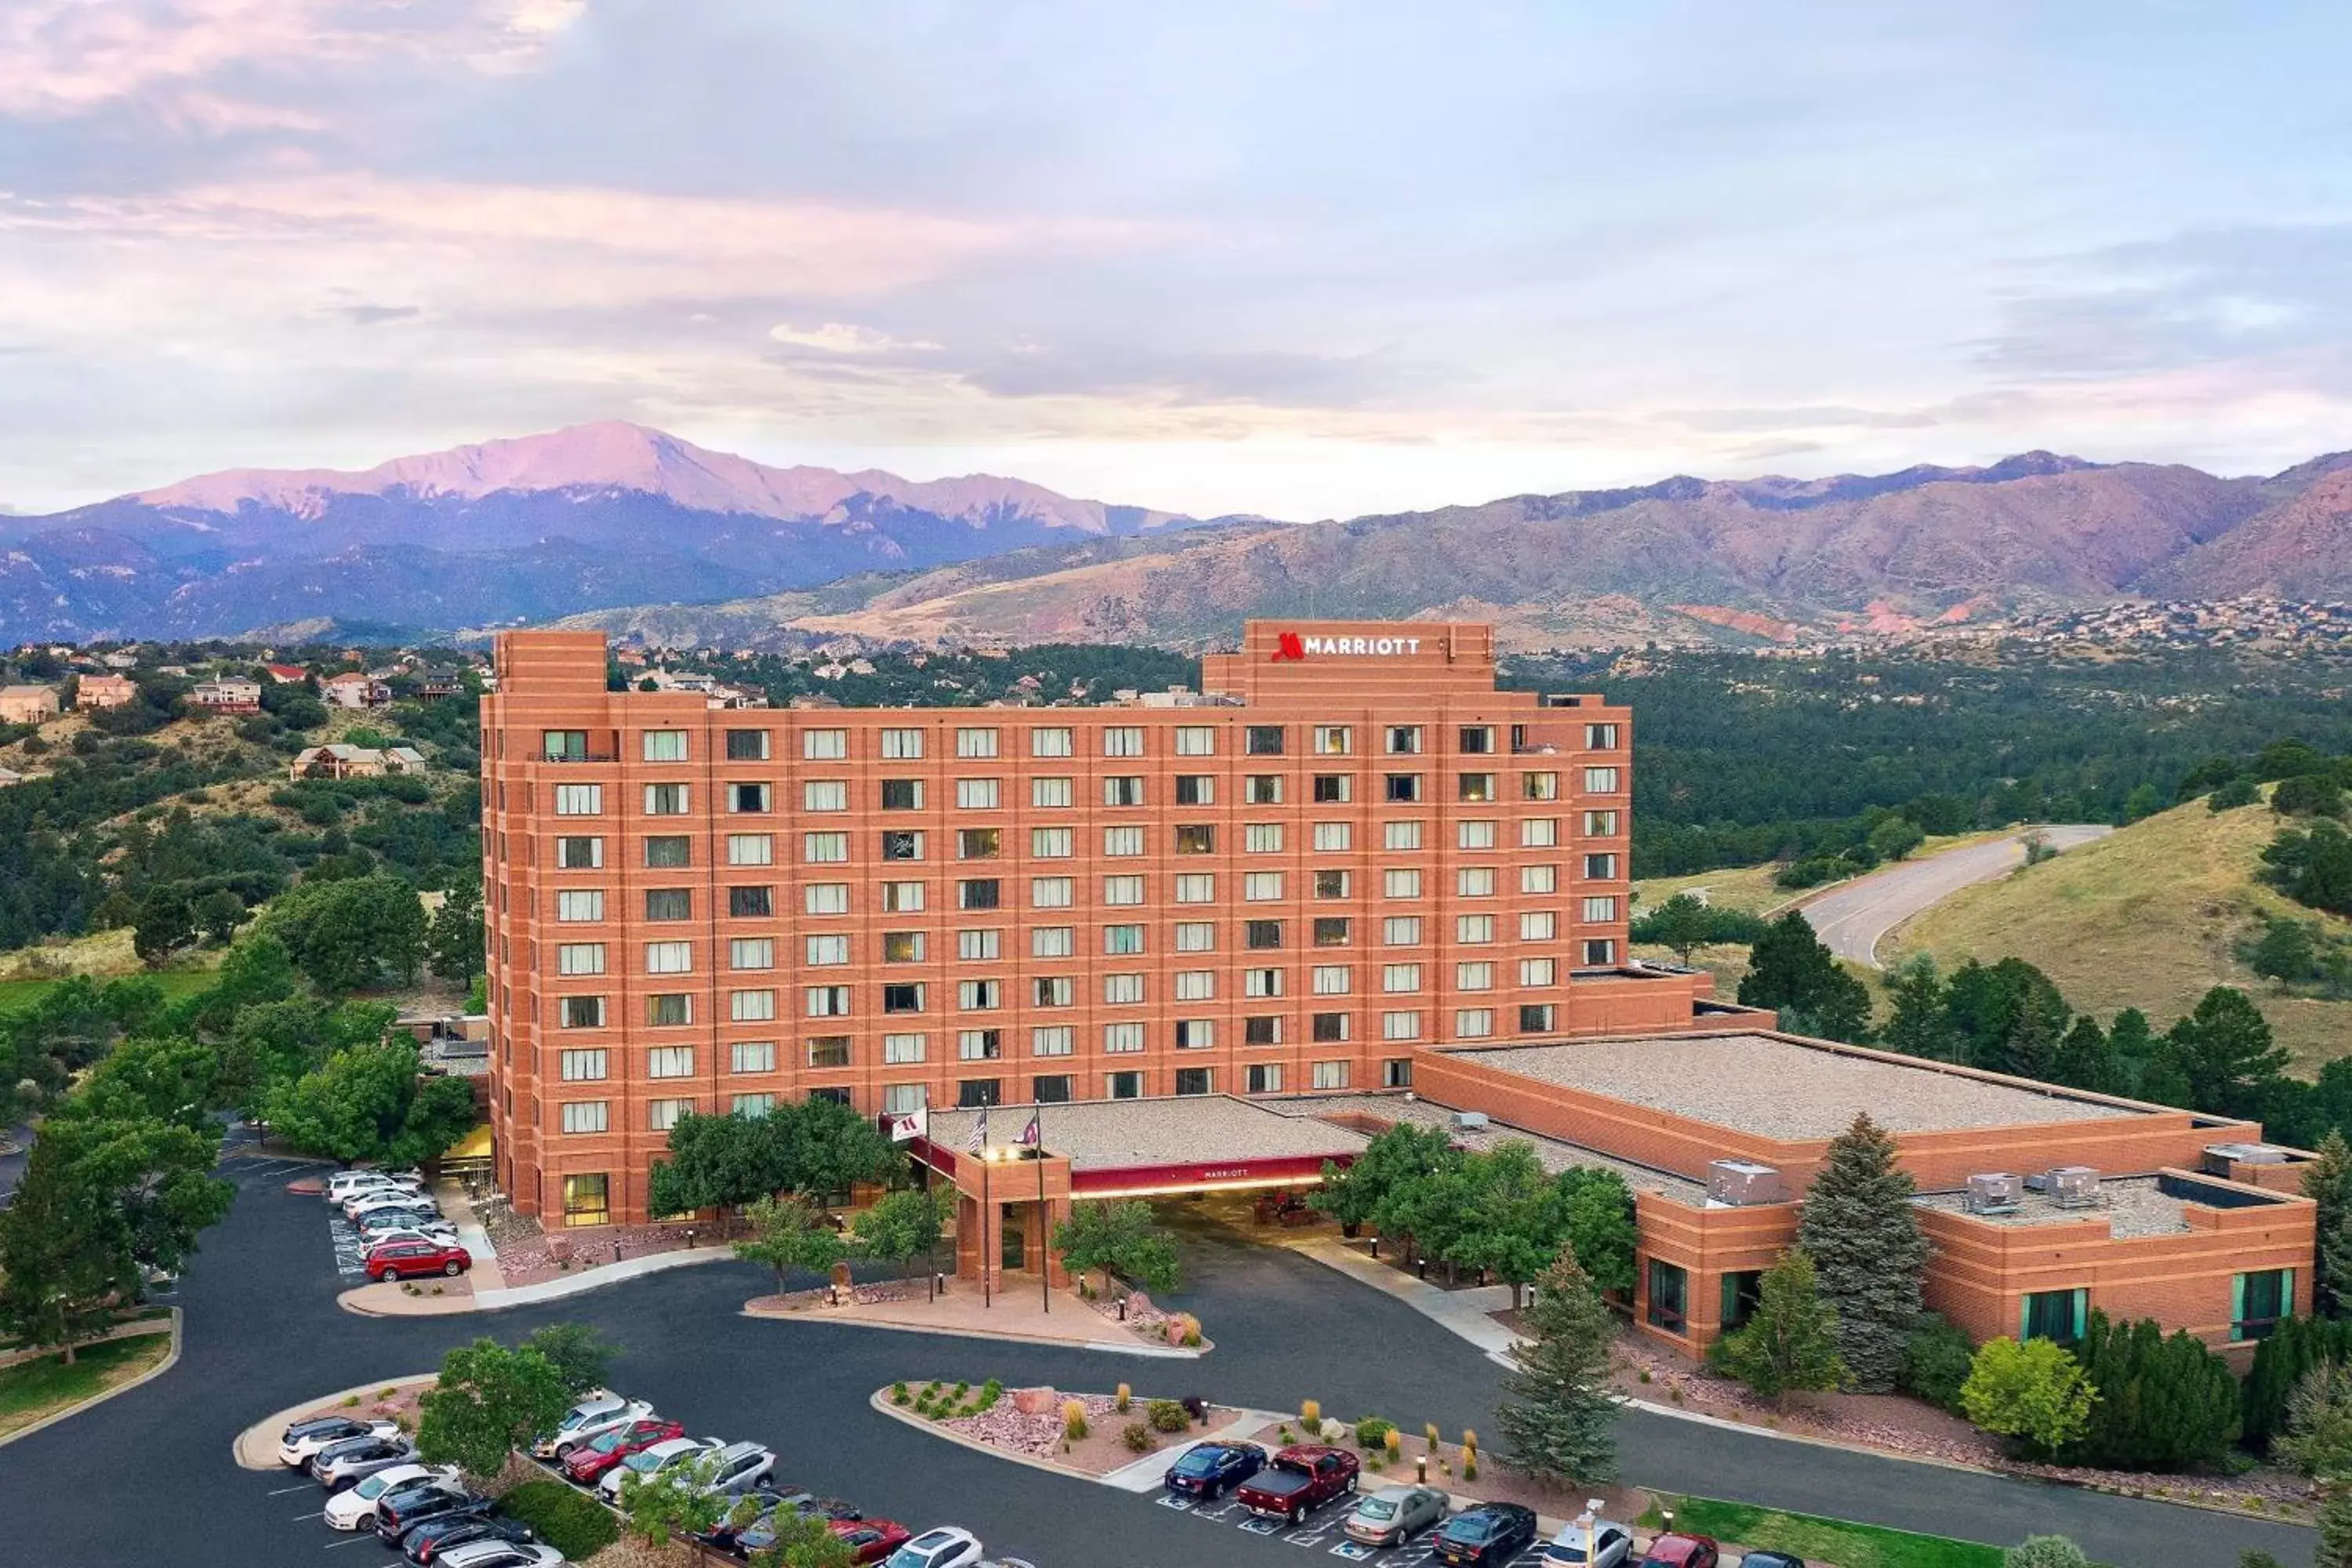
1707,1160,1784,1207
1450,1111,1491,1133
2046,1166,2100,1208
2203,1142,2288,1174
1964,1173,2024,1214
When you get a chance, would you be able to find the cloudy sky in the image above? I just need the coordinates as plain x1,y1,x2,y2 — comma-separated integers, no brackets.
4,1,2350,518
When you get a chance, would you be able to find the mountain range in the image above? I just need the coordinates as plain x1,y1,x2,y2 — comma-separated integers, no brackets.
5,423,2350,647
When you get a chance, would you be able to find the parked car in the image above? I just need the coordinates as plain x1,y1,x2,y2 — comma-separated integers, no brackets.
1345,1484,1448,1547
1432,1503,1541,1566
695,1439,776,1497
884,1526,985,1568
830,1519,913,1564
1163,1439,1266,1499
736,1494,861,1557
561,1417,685,1484
597,1436,720,1502
347,1190,442,1221
404,1512,537,1565
1635,1536,1721,1568
365,1237,472,1282
376,1484,488,1543
435,1542,565,1568
695,1493,776,1553
533,1395,654,1459
359,1223,463,1250
1234,1444,1359,1526
278,1415,401,1467
322,1464,459,1530
328,1171,424,1202
1730,1555,1802,1568
311,1434,421,1489
1542,1512,1635,1566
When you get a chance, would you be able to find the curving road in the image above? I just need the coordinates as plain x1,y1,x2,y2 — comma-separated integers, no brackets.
1798,826,2114,968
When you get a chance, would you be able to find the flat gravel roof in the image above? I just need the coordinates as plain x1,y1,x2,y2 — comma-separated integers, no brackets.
1451,1033,2147,1140
926,1095,1370,1174
1914,1176,2201,1240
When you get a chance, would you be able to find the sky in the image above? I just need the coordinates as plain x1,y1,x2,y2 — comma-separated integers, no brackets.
3,1,2352,519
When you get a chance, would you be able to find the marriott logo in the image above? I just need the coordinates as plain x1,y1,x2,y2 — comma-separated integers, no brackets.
1269,631,1424,661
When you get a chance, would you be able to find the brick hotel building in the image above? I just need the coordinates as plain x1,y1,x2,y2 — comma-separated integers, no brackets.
481,620,1714,1227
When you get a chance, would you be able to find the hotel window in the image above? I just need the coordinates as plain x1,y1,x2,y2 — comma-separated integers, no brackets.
558,836,604,869
1521,819,1559,851
1584,765,1621,793
1104,1022,1145,1054
1519,911,1558,942
1039,975,1075,1010
1244,967,1284,998
958,1029,1003,1060
806,985,851,1018
1244,872,1284,902
1384,915,1423,946
1102,726,1144,757
1173,970,1214,1002
882,830,925,862
1583,810,1619,837
1244,823,1285,853
1314,775,1352,804
1245,919,1285,950
1316,1058,1356,1091
958,979,1003,1011
557,889,606,923
1103,775,1145,807
644,888,691,920
1174,921,1214,952
883,1033,926,1065
560,996,606,1029
1105,973,1145,1005
1383,963,1422,993
1583,895,1619,922
733,1040,779,1073
1106,1070,1145,1098
728,885,774,919
2022,1287,2089,1343
728,833,774,866
1458,772,1497,803
805,882,851,916
1457,866,1497,898
1032,926,1075,959
1247,1063,1284,1094
733,1094,777,1117
557,943,606,976
1312,725,1352,756
955,726,999,759
1383,774,1421,804
648,1045,695,1078
1031,725,1073,757
804,728,848,760
553,784,602,816
726,728,770,761
1385,725,1421,755
1102,875,1145,906
1174,824,1216,855
957,827,1001,861
1174,726,1215,757
1385,868,1423,899
801,779,848,812
1032,776,1074,808
1246,724,1286,756
1031,877,1074,909
1384,819,1422,851
560,1102,608,1135
1102,825,1145,858
1033,1073,1073,1103
880,931,925,964
730,989,777,1022
1174,1019,1214,1050
1585,722,1621,750
1584,938,1619,965
881,880,925,913
644,783,689,815
880,779,924,811
806,934,851,966
558,1048,607,1081
1524,771,1560,801
1033,1025,1074,1058
1457,914,1496,943
1454,1007,1494,1038
1104,923,1148,956
1246,1015,1281,1045
1245,774,1283,804
1312,964,1352,995
2235,1269,2293,1341
1519,1002,1556,1033
804,832,849,865
1458,819,1497,851
957,928,1000,962
1174,775,1214,806
1456,961,1495,991
645,940,693,975
956,779,1000,810
1174,873,1216,904
1646,1258,1688,1333
959,877,1003,910
1313,821,1352,852
1174,1067,1212,1096
1312,1012,1349,1043
642,729,688,762
1459,725,1495,755
1584,852,1619,880
880,1085,923,1115
1312,916,1352,946
1379,1013,1419,1045
880,728,924,760
882,982,925,1014
1384,1058,1414,1088
1519,957,1558,987
1315,869,1352,899
644,835,691,869
543,730,590,762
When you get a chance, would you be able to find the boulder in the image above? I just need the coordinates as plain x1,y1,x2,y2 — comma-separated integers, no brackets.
1010,1385,1060,1416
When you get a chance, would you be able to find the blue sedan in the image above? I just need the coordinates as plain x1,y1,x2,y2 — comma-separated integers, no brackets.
1163,1440,1268,1499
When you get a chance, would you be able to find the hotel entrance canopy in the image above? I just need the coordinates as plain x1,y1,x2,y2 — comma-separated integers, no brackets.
910,1094,1372,1200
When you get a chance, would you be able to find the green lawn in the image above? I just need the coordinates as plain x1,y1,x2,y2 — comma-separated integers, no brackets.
1640,1496,2003,1568
0,968,216,1013
0,1330,174,1438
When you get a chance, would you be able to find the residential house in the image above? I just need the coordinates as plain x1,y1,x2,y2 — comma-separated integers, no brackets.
321,673,391,709
289,743,429,781
191,677,263,714
0,684,61,724
75,673,138,710
262,663,310,684
419,676,463,699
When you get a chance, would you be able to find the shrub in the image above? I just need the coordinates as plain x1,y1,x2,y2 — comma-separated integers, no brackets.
1899,1314,1977,1414
1063,1399,1090,1441
2004,1537,2089,1568
1962,1338,2096,1459
2067,1311,2239,1471
1116,1383,1132,1413
1383,1428,1402,1461
1301,1397,1322,1425
1123,1422,1155,1453
342,1394,361,1407
1355,1417,1395,1450
2212,777,2262,811
499,1479,620,1560
891,1383,909,1406
1424,1421,1439,1452
1148,1399,1189,1433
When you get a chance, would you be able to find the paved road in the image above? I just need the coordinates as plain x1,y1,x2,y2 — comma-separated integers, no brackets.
0,1158,2313,1566
1799,826,2114,967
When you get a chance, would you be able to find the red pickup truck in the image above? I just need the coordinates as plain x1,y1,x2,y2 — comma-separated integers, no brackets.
1235,1444,1360,1525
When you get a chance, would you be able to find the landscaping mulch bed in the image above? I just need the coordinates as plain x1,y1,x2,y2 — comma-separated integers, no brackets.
746,1283,916,1312
891,1381,1243,1477
490,1219,717,1288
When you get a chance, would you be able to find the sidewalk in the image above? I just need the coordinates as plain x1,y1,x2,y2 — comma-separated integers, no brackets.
745,1278,1205,1359
1282,1235,1520,1356
434,1179,508,1291
339,1244,736,1316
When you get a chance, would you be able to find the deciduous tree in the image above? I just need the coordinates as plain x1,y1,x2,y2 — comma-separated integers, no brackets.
1051,1199,1181,1294
267,1039,477,1168
416,1336,574,1483
1796,1112,1930,1392
616,1451,730,1549
850,1188,945,1283
735,1193,846,1294
521,1323,615,1398
1709,1247,1846,1404
1961,1337,2096,1458
426,877,485,985
0,1138,139,1362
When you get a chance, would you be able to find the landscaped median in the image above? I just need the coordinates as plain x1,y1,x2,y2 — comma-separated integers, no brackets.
747,1276,1210,1357
0,1310,178,1446
873,1377,1250,1475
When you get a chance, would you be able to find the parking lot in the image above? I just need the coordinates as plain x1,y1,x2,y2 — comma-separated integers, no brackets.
1146,1489,1552,1567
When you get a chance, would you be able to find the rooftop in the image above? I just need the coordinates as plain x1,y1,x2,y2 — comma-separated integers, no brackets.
1265,1092,1707,1203
1450,1033,2147,1141
924,1094,1370,1174
1911,1173,2292,1240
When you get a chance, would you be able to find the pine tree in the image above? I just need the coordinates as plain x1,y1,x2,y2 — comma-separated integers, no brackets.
2069,1311,2239,1471
1795,1112,1929,1392
2107,1007,2157,1065
2171,986,2290,1119
1879,956,1962,1062
1991,984,2065,1081
2136,1033,2194,1108
1496,1247,1618,1486
1709,1247,1846,1404
1738,911,1872,1043
2307,1131,2352,1317
2321,1486,2352,1568
2049,1015,2122,1095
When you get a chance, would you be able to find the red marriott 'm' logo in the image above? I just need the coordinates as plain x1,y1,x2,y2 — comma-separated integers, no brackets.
1270,631,1307,662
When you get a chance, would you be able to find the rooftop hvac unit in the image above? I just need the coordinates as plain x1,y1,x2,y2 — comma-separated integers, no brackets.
1450,1111,1491,1133
2203,1142,2289,1174
2046,1166,2100,1208
1964,1173,2024,1214
1707,1160,1784,1207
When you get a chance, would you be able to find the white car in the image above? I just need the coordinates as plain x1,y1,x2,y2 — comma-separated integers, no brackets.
357,1224,460,1250
322,1463,457,1530
278,1415,402,1468
438,1541,566,1568
328,1171,425,1203
597,1436,720,1502
1541,1512,1635,1567
347,1191,442,1222
887,1526,985,1568
532,1394,653,1459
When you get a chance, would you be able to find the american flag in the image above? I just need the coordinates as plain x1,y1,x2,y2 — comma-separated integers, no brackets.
967,1105,987,1152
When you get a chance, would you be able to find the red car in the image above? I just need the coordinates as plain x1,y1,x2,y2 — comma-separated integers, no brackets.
829,1519,912,1563
560,1418,685,1484
365,1237,471,1282
1638,1534,1722,1568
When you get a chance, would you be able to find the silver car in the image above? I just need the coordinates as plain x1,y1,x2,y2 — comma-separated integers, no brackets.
696,1440,776,1498
532,1393,652,1459
311,1434,421,1490
1345,1484,1448,1548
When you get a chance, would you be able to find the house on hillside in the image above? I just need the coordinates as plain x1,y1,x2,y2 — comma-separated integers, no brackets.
419,676,463,699
75,673,137,710
191,677,263,714
0,684,61,724
262,663,310,684
321,673,390,709
289,742,428,781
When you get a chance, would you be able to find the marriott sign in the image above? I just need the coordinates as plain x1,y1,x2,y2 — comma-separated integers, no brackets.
1270,630,1425,661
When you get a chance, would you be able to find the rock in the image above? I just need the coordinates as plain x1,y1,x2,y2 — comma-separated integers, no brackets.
1010,1386,1060,1416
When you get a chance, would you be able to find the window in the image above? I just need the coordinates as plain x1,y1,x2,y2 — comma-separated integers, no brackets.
957,827,1001,861
1032,1025,1074,1058
1245,774,1283,804
1456,961,1495,991
642,729,688,762
1174,873,1215,904
1313,916,1352,946
883,982,925,1014
1721,1271,1764,1331
560,996,606,1029
1031,725,1073,757
1173,970,1214,1001
1312,1011,1349,1043
804,832,849,865
1384,1058,1414,1088
1383,963,1422,993
880,779,924,811
882,931,925,964
1174,725,1215,756
1032,826,1073,858
1246,725,1285,756
1583,938,1618,965
1519,1002,1556,1033
1315,869,1352,899
642,835,691,869
730,989,777,1022
1174,1067,1212,1095
957,979,1003,1011
803,779,848,812
1583,895,1619,922
729,885,774,919
803,728,848,760
557,943,605,976
1383,774,1421,804
1244,872,1285,902
1584,765,1621,793
882,829,925,862
2235,1269,2293,1341
559,1048,607,1081
1174,823,1215,855
648,1098,693,1133
1103,1022,1145,1054
1520,910,1558,942
1519,818,1560,850
1458,819,1497,851
554,784,602,816
1454,1007,1494,1038
1646,1258,1688,1333
806,985,851,1018
805,882,851,915
557,836,604,869
1245,822,1285,853
1032,776,1073,808
1174,775,1214,806
1458,772,1497,803
1519,957,1557,986
1314,774,1352,804
1245,1015,1281,1045
1457,913,1495,943
543,730,590,762
1313,821,1352,853
1386,725,1422,755
1102,875,1145,906
1312,964,1351,995
880,728,924,760
959,878,1002,910
1244,967,1284,998
880,1084,923,1115
1524,771,1560,802
1102,825,1145,857
1457,866,1497,898
728,833,774,866
645,940,693,975
733,1040,779,1073
1102,925,1145,956
1245,919,1285,950
2022,1288,2089,1343
1032,926,1075,959
1385,819,1423,851
1584,852,1619,880
1585,722,1621,750
1174,921,1214,953
883,1033,926,1065
954,726,999,759
957,928,1000,962
1107,1070,1145,1098
1033,1074,1073,1103
557,889,605,923
1459,724,1495,755
1102,726,1144,757
1103,775,1144,807
644,888,691,921
1379,1011,1419,1044
644,782,689,815
648,1045,695,1078
806,934,851,966
732,938,775,971
561,1102,608,1135
1103,973,1145,1005
1246,1063,1284,1094
1384,915,1423,946
1385,868,1423,898
1312,725,1352,755
1522,865,1559,895
1030,877,1073,909
956,779,1000,811
726,728,769,761
958,1029,1003,1060
880,880,924,913
1313,1059,1353,1090
732,1093,777,1117
1584,809,1619,837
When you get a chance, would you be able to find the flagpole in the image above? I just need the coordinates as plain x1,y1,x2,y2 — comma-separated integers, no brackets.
1036,1104,1049,1315
919,1091,935,1302
981,1135,992,1310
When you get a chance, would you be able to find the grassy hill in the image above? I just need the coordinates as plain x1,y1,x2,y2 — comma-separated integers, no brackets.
1888,794,2352,1069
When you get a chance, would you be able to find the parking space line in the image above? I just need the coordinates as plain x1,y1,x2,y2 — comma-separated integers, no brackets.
267,1483,314,1495
289,1509,326,1521
320,1537,378,1549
